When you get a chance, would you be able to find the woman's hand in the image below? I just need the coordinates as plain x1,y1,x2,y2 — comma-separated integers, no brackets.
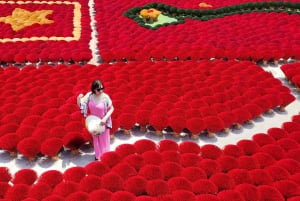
77,93,84,107
77,93,84,99
100,119,106,126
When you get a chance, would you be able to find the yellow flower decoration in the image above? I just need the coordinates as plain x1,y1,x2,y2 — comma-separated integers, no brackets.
140,8,161,22
0,8,54,31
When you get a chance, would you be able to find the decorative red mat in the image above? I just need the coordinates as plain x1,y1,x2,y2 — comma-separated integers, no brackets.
0,0,92,64
95,0,300,62
0,60,296,159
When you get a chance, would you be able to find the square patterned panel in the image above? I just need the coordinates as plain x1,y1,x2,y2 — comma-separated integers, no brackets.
0,0,92,64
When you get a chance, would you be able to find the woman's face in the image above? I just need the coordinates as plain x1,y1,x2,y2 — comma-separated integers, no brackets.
95,85,104,94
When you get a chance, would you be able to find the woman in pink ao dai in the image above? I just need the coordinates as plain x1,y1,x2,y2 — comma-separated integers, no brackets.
77,79,114,160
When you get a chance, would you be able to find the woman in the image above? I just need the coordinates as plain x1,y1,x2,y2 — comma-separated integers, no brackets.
77,80,114,160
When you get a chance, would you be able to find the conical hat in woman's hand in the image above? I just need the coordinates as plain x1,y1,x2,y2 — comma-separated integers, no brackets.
85,115,105,135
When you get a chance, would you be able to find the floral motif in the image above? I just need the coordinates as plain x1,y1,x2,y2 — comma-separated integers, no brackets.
140,8,161,22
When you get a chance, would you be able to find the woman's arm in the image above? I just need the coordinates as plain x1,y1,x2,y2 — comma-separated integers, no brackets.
77,92,92,118
101,105,114,125
77,92,92,108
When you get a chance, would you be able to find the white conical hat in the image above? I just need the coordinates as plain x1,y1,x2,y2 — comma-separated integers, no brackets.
85,115,105,135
